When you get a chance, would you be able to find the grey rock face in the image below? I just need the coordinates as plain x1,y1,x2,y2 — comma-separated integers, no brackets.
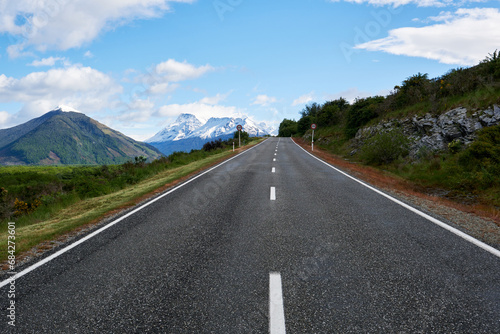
353,105,500,158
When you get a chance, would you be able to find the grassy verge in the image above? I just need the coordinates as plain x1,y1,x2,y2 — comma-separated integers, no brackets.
0,138,264,263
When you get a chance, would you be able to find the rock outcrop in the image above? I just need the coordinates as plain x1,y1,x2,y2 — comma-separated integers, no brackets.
353,105,500,157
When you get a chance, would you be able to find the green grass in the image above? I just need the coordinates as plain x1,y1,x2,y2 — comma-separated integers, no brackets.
0,138,264,262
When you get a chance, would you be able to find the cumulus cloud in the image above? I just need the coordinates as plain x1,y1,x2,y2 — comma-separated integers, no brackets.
355,8,500,65
0,0,194,56
292,92,315,106
140,59,215,95
0,65,122,122
252,94,277,106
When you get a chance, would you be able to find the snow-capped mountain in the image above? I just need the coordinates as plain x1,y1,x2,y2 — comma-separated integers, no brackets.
146,114,273,155
146,114,203,143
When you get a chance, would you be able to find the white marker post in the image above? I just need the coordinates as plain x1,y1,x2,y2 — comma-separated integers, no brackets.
233,142,235,152
311,123,317,152
237,125,243,147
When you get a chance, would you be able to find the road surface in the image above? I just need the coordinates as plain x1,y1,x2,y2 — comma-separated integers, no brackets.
1,137,499,333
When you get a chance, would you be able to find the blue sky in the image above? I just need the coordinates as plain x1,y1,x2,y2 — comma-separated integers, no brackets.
1,0,499,140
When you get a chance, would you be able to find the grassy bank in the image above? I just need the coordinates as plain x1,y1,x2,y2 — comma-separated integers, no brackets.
0,138,263,262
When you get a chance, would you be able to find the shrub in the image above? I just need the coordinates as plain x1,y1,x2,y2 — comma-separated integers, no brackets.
448,139,462,154
202,139,224,152
360,129,410,165
13,198,41,217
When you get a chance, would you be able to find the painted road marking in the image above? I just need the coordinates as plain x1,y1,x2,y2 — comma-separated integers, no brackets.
270,187,276,200
274,153,277,156
272,167,276,173
273,158,276,162
270,272,286,334
291,138,500,259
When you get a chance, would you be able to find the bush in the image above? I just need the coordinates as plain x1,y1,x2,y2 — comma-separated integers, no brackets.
360,129,410,165
202,139,224,152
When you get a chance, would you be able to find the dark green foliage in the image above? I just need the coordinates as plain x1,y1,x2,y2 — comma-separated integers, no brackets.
345,96,385,138
297,116,313,135
234,131,250,144
278,119,298,137
202,139,224,151
458,125,500,170
360,129,410,165
481,50,500,79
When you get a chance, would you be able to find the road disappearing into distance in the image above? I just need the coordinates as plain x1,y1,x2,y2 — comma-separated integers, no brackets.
1,137,499,333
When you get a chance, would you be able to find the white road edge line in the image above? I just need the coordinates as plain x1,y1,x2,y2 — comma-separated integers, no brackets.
270,187,276,200
0,139,270,289
269,272,286,334
291,138,500,259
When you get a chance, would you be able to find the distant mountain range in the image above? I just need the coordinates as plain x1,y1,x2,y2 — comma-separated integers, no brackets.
146,114,276,155
0,106,162,165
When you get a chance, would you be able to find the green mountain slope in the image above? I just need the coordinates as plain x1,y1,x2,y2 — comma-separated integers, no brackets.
0,109,162,165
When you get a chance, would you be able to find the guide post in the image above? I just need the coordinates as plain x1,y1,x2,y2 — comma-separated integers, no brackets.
311,124,317,151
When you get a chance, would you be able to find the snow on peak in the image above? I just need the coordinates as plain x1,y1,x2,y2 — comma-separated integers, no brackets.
146,113,273,144
146,113,203,143
54,105,80,112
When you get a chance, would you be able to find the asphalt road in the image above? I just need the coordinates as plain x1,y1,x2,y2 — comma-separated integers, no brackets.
1,137,500,333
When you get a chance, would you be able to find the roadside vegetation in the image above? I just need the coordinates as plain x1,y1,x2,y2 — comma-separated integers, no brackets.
0,136,262,262
279,51,500,208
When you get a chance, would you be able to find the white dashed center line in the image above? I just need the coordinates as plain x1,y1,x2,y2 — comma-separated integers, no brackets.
273,158,276,162
272,167,276,173
270,187,276,200
269,272,286,334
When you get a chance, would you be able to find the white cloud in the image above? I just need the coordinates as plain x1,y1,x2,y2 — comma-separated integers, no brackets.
153,59,215,82
199,93,230,105
139,59,215,95
292,92,315,106
147,82,180,95
355,7,500,65
252,94,277,106
84,50,94,58
28,56,68,67
0,0,194,56
328,0,487,7
0,65,122,121
0,111,12,128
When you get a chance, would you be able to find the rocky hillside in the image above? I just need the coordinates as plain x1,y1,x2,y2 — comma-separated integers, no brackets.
353,105,500,157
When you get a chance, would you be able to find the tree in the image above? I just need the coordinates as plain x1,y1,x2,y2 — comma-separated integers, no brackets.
345,96,385,138
278,119,298,137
